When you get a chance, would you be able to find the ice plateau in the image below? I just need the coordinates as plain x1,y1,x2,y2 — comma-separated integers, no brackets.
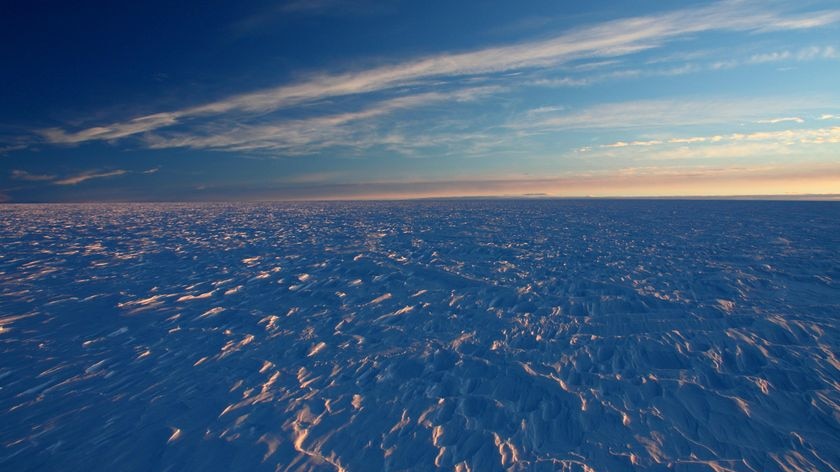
0,200,838,471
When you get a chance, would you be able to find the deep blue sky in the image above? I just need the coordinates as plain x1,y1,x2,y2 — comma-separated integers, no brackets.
2,0,839,201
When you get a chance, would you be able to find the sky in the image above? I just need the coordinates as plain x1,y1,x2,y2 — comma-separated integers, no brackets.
1,0,839,202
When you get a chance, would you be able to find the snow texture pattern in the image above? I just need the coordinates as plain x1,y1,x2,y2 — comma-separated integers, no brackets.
1,201,838,471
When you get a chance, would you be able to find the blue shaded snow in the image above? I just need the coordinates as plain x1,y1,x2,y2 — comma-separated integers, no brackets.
1,200,838,471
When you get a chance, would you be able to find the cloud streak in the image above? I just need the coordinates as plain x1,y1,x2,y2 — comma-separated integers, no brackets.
7,167,161,188
141,86,501,154
53,170,128,185
590,126,840,161
749,45,839,64
757,117,804,124
600,126,840,149
513,98,830,132
10,170,56,181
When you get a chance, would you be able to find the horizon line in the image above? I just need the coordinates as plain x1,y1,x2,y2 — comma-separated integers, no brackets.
3,193,839,205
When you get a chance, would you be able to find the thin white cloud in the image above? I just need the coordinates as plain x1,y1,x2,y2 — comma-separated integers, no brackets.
280,171,349,184
598,126,840,152
141,87,501,154
646,142,798,160
0,144,28,154
528,77,593,87
583,138,840,162
39,1,840,145
526,106,567,115
749,45,839,64
668,137,710,144
603,140,664,148
10,169,56,181
757,117,804,124
9,168,157,187
53,170,128,185
514,98,828,131
41,113,178,145
529,44,840,90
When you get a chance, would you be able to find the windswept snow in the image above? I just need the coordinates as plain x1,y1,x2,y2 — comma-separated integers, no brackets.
0,200,838,472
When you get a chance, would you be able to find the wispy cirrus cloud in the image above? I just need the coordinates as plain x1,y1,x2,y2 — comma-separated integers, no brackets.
749,45,839,64
141,86,501,154
53,170,128,185
41,113,178,145
525,64,704,89
10,169,56,181
591,126,840,162
601,126,840,149
9,168,161,188
603,140,664,148
707,45,840,70
37,1,840,147
513,97,829,132
757,117,804,124
526,44,840,91
0,144,28,155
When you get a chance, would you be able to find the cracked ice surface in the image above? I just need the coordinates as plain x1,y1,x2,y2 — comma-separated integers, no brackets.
0,200,838,471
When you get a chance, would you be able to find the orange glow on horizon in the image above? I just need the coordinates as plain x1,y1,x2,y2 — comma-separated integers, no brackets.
296,165,840,200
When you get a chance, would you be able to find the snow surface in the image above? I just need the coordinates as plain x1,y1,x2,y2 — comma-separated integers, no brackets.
0,200,838,472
